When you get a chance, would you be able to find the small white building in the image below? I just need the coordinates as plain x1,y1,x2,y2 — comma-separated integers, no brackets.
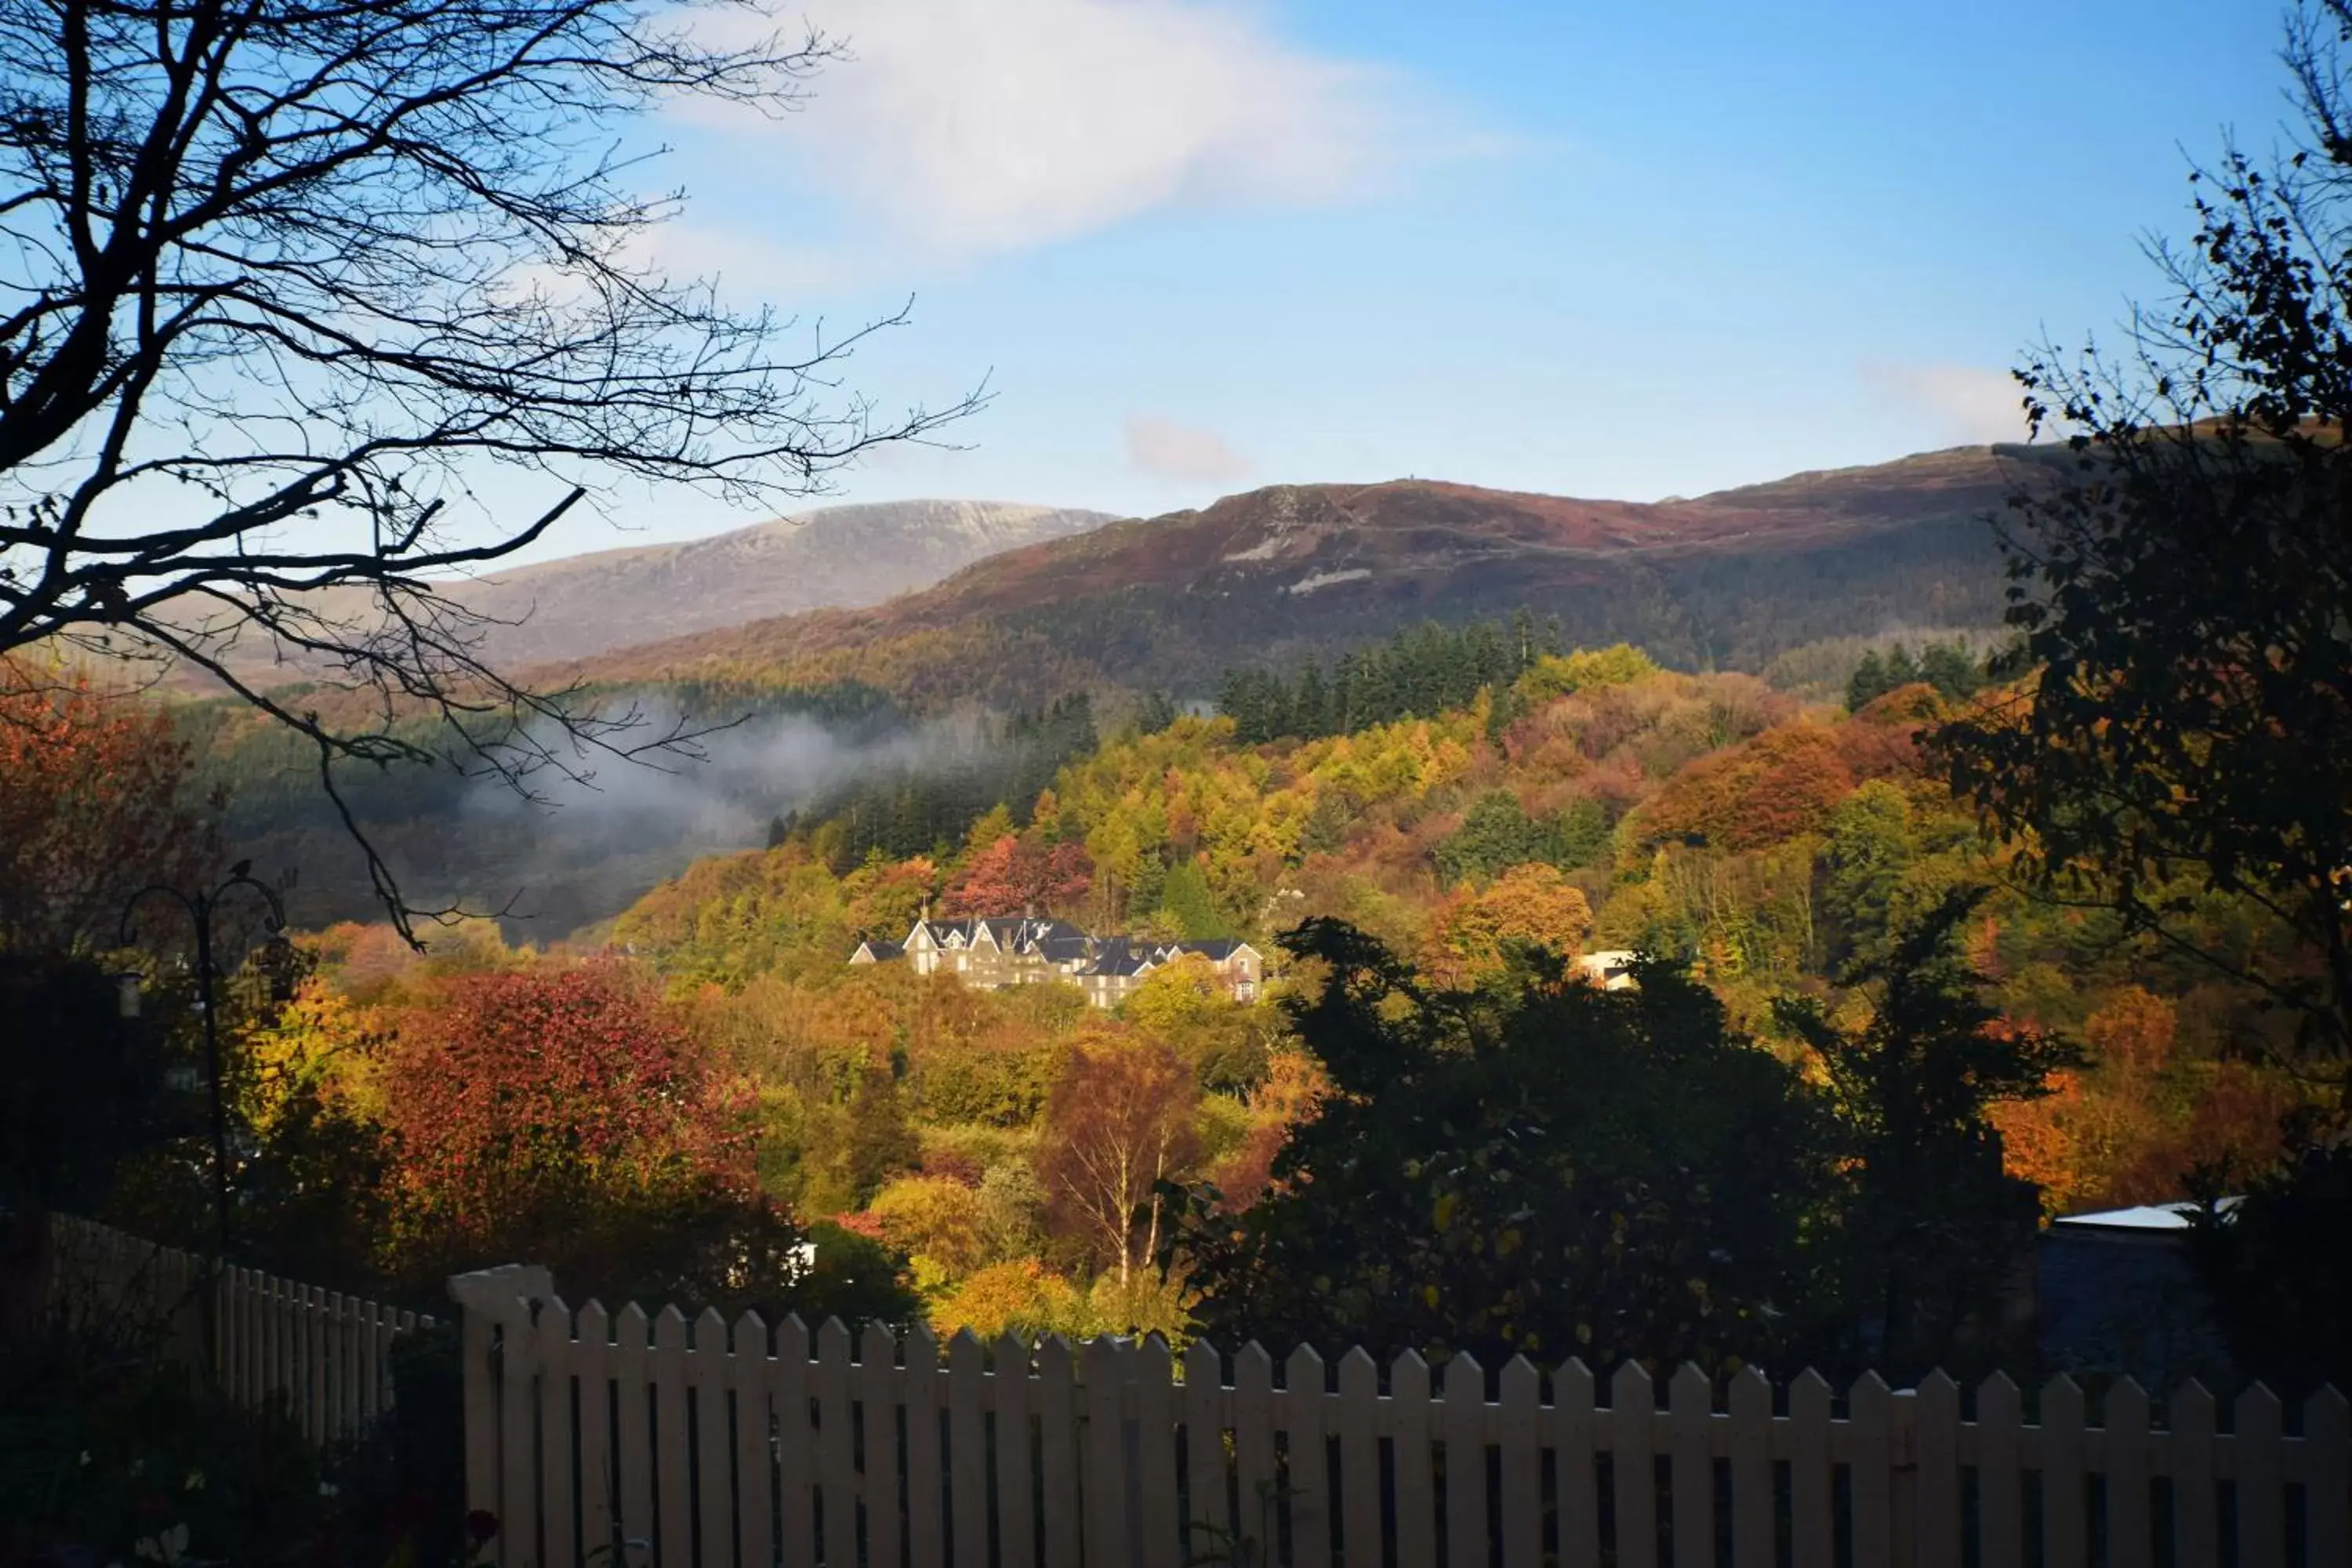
1573,949,1639,991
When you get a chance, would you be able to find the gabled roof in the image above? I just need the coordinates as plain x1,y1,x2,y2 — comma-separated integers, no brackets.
2053,1198,2240,1232
851,938,904,963
904,914,1091,953
878,916,1262,990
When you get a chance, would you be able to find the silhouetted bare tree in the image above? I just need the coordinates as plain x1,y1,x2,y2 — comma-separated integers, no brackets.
0,0,977,939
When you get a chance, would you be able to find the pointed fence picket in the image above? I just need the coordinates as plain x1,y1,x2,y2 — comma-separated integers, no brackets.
38,1214,430,1446
450,1266,2352,1568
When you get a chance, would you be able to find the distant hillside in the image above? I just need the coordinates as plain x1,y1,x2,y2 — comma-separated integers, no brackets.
561,445,2054,703
227,499,1113,677
417,499,1117,668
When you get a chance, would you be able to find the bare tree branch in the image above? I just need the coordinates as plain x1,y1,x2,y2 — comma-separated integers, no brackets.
0,0,982,944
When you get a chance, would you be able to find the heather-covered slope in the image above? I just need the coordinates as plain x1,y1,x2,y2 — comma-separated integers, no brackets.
563,445,2049,702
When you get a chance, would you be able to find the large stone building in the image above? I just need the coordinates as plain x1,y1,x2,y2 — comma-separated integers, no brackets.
849,916,1265,1008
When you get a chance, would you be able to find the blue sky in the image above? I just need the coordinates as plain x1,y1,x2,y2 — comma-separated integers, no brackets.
535,0,2290,555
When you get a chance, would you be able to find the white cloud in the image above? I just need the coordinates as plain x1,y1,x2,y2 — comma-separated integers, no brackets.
1860,362,2034,446
697,0,1417,258
1123,413,1251,482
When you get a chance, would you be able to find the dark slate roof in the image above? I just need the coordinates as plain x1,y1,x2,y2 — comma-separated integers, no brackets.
855,939,904,961
1078,938,1156,978
1034,935,1095,965
1004,916,1087,953
1173,938,1253,962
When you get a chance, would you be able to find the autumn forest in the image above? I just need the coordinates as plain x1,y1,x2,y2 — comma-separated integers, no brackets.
7,0,2352,1558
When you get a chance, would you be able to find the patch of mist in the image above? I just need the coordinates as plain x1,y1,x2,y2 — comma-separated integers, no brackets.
456,700,993,937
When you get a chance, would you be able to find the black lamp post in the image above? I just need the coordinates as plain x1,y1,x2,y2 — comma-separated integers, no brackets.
119,860,292,1261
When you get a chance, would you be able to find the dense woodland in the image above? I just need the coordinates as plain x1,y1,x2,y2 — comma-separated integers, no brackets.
8,637,2333,1387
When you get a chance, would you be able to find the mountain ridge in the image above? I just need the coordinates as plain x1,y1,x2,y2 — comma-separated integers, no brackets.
549,444,2045,701
421,497,1117,668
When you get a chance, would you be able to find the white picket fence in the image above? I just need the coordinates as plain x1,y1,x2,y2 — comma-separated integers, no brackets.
45,1213,436,1445
451,1266,2351,1568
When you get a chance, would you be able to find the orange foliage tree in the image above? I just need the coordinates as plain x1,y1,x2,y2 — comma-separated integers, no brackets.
1207,1048,1330,1211
1637,724,1857,851
0,658,219,953
1425,863,1595,987
1036,1033,1200,1285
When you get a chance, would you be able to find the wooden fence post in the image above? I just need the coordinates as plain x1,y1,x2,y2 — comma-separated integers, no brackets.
1181,1338,1229,1551
1441,1351,1488,1568
1610,1360,1657,1568
863,1319,908,1568
904,1322,944,1566
1038,1335,1082,1568
536,1298,578,1568
773,1316,815,1568
1336,1347,1383,1568
575,1301,615,1563
1136,1336,1181,1568
1390,1350,1436,1566
2234,1383,2285,1566
1975,1372,2024,1566
1553,1359,1601,1568
446,1261,554,1561
1668,1365,1713,1563
2170,1380,2219,1564
1727,1366,1773,1567
1887,1385,1918,1568
729,1309,771,1568
1232,1341,1276,1556
652,1306,691,1568
692,1306,734,1568
1497,1356,1541,1568
994,1331,1038,1568
1083,1334,1131,1565
949,1329,991,1568
2042,1375,2087,1566
2105,1377,2153,1568
1913,1372,1961,1568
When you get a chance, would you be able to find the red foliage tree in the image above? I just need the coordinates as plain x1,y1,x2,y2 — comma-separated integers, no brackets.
940,834,1093,918
380,961,755,1251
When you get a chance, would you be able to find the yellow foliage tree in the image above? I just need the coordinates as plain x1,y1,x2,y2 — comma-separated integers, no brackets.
863,1174,989,1279
929,1258,1092,1340
235,976,390,1135
1511,644,1660,703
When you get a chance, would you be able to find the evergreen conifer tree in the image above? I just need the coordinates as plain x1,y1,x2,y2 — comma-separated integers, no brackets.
1846,650,1889,710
